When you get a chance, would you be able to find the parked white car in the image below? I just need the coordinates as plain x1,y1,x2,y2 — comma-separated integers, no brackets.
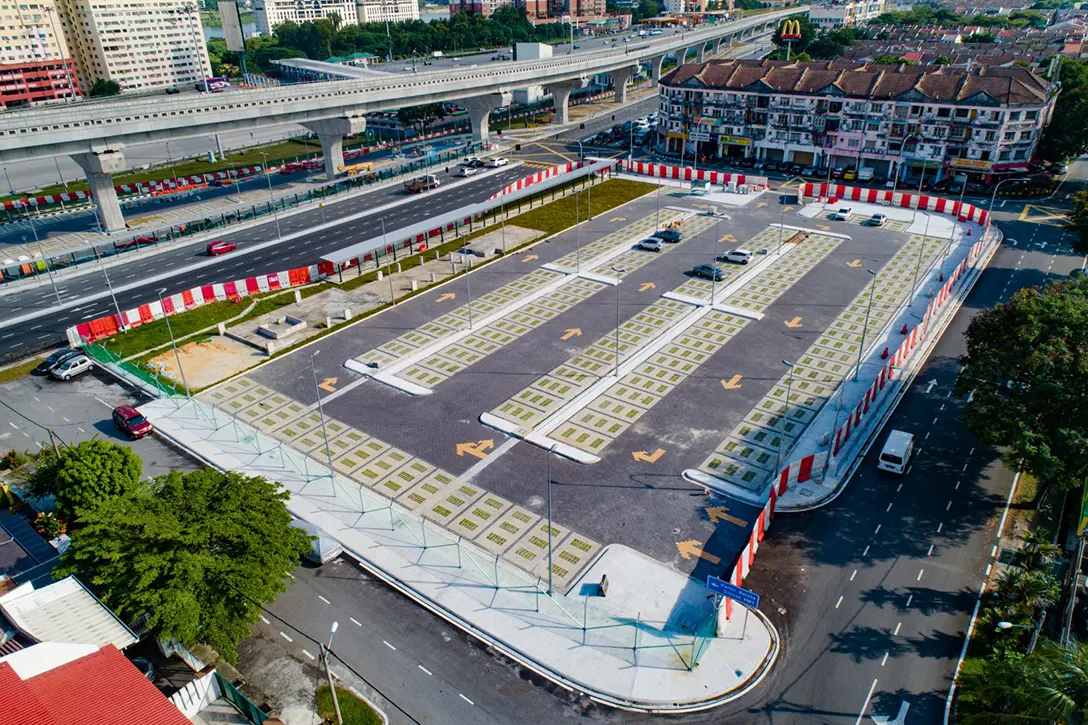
637,238,663,252
829,207,853,221
51,355,93,381
456,166,479,177
486,157,509,167
718,249,753,265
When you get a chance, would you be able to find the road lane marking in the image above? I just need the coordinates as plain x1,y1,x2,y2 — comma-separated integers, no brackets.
955,481,960,490
991,545,998,558
459,694,474,705
886,503,892,513
383,640,396,650
280,632,293,643
946,500,952,511
880,652,889,667
7,422,16,429
418,665,432,675
874,524,881,535
318,595,330,604
906,594,913,607
302,649,316,660
937,522,943,533
896,483,902,493
835,595,843,609
985,563,992,576
917,569,924,581
350,617,361,626
893,622,901,636
850,569,857,581
928,544,934,556
862,545,870,556
855,679,879,725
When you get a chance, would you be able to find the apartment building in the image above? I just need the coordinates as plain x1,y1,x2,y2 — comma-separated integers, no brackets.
356,0,418,23
810,0,886,29
0,0,78,107
58,0,211,93
658,59,1056,183
254,0,358,34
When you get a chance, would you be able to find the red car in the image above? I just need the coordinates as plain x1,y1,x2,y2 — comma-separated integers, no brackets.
112,405,152,439
207,241,236,256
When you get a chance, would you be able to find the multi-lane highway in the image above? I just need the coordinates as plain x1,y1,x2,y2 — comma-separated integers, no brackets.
0,163,530,360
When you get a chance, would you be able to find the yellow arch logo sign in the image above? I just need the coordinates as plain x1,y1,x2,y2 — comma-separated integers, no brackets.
780,19,802,40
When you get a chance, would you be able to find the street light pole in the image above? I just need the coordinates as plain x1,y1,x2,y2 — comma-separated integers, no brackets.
322,621,343,725
546,443,555,595
776,360,795,472
778,193,787,254
28,223,62,306
611,266,623,376
310,351,336,481
259,152,281,238
911,212,933,302
157,287,190,396
92,246,124,325
854,269,878,382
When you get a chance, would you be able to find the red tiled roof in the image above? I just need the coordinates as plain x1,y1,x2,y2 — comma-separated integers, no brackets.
0,644,189,725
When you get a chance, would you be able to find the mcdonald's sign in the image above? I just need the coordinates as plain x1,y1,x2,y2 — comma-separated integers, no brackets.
780,19,802,41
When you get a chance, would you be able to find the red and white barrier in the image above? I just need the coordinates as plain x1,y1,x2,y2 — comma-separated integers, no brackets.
620,159,769,189
797,182,990,226
488,161,586,200
67,261,335,347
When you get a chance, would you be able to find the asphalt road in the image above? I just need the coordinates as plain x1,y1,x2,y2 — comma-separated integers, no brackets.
0,164,529,360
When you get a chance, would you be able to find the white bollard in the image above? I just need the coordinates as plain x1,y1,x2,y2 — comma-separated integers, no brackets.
294,289,302,304
325,316,333,329
376,270,383,280
217,322,226,335
344,308,352,321
411,279,419,291
430,272,436,283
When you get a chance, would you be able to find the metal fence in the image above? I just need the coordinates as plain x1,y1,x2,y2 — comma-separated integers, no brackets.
82,342,184,398
214,672,268,725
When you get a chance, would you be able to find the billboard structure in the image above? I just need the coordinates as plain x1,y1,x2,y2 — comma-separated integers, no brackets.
779,18,802,61
218,1,245,53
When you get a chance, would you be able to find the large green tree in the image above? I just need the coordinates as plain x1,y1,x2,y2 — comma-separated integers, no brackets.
1039,59,1088,163
397,103,445,136
959,640,1088,723
30,440,142,520
55,468,311,663
1065,190,1088,254
956,277,1088,492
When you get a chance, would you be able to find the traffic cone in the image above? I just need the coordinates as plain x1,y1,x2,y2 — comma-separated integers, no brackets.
900,323,909,335
881,347,889,359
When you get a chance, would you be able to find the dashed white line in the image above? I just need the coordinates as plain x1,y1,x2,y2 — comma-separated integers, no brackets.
991,545,998,558
927,544,934,556
874,524,881,535
459,694,474,706
862,545,870,557
7,422,16,430
418,664,432,676
937,522,943,533
850,569,857,581
279,632,293,643
880,651,889,667
350,617,362,627
916,568,925,582
383,640,396,651
955,481,960,490
896,483,902,493
946,500,952,511
259,615,270,624
906,594,913,607
985,563,992,576
969,447,975,456
318,595,330,604
62,417,69,423
925,432,930,440
301,649,316,660
835,595,844,609
855,679,879,725
893,622,902,636
886,503,893,513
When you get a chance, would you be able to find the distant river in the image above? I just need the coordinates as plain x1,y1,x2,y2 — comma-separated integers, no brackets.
202,8,449,41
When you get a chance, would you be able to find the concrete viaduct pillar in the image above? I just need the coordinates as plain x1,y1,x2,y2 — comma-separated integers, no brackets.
71,149,125,233
649,55,665,87
609,66,636,104
544,77,587,126
461,92,511,144
301,115,366,181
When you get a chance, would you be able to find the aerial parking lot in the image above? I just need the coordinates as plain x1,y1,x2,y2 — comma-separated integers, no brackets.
195,182,956,594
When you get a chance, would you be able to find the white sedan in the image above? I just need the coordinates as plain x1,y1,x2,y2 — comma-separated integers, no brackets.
486,157,509,168
456,166,479,177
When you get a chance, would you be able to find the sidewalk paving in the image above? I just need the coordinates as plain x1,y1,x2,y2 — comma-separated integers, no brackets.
142,393,778,713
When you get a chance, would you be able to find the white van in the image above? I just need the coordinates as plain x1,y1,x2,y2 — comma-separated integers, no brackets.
291,519,344,565
877,429,914,474
857,167,874,182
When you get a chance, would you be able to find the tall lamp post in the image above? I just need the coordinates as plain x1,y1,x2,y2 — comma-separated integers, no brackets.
309,350,336,481
258,152,282,238
322,622,343,725
157,287,190,397
27,224,62,306
610,266,623,376
546,444,556,595
776,360,795,473
854,269,878,382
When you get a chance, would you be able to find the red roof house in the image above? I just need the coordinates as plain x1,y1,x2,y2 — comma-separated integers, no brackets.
0,643,190,725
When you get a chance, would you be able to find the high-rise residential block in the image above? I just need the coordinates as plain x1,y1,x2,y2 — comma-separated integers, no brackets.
0,0,79,107
253,0,358,35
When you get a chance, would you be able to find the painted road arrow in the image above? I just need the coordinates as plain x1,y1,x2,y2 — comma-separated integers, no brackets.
609,216,626,222
706,506,748,527
561,328,582,341
436,292,457,302
318,377,338,392
756,202,768,208
720,374,743,390
676,540,721,565
521,255,539,263
632,448,666,463
784,317,803,328
638,282,657,292
846,259,862,268
719,234,737,243
817,224,832,231
456,440,495,459
925,379,938,394
871,701,909,725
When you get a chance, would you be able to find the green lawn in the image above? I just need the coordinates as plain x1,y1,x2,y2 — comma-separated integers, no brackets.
514,179,657,236
316,684,382,725
0,357,41,385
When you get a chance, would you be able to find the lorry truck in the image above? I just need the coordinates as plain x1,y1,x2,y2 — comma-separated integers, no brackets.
404,174,440,193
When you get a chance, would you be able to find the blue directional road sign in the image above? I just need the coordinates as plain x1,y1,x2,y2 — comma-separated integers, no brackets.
706,575,760,609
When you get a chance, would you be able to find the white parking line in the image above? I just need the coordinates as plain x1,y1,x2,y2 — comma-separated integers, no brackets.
459,694,474,706
383,640,396,651
418,665,432,675
260,615,270,624
280,632,293,643
350,617,362,626
301,649,316,661
835,595,843,609
318,595,330,604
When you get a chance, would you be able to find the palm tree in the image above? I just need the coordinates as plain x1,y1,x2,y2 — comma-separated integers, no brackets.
960,640,1088,724
1017,531,1061,573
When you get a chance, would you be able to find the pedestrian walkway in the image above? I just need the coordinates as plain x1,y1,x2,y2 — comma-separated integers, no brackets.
142,391,778,713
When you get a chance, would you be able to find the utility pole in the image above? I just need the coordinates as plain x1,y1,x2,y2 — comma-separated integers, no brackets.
322,622,343,725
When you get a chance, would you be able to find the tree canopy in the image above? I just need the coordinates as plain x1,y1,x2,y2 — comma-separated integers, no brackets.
1066,191,1088,255
29,440,142,520
1038,59,1088,163
767,18,863,61
955,276,1088,492
89,79,121,97
870,3,1046,29
55,468,312,663
397,103,445,135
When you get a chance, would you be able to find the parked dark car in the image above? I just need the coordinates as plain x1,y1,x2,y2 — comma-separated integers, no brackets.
766,161,779,172
692,264,726,281
652,228,682,243
34,349,79,376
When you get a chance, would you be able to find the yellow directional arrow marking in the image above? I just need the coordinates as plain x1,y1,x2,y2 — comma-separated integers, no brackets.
756,202,769,208
719,233,738,243
318,377,338,392
561,327,582,341
785,316,803,328
632,448,666,463
720,374,743,390
783,206,794,212
609,216,627,222
846,259,862,268
692,202,709,209
639,282,657,292
706,506,748,528
522,254,539,263
817,224,831,231
676,540,721,565
456,439,495,459
436,292,457,302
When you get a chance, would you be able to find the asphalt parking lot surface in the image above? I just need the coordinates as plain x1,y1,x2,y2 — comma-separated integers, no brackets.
218,188,933,591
